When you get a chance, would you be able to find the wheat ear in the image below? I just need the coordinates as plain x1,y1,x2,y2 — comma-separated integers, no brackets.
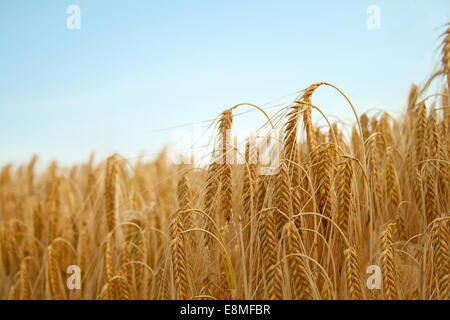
219,109,233,222
386,147,401,207
20,260,31,300
337,158,353,237
105,155,119,233
284,222,312,299
344,246,363,300
380,224,399,299
170,211,188,299
104,233,117,299
203,163,219,248
177,174,192,229
432,217,449,299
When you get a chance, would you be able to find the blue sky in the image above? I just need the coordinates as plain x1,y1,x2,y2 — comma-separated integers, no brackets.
1,0,449,166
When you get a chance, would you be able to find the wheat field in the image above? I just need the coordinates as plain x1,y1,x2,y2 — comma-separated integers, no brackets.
0,27,449,301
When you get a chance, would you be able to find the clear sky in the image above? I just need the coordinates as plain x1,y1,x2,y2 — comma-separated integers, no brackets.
1,0,449,167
